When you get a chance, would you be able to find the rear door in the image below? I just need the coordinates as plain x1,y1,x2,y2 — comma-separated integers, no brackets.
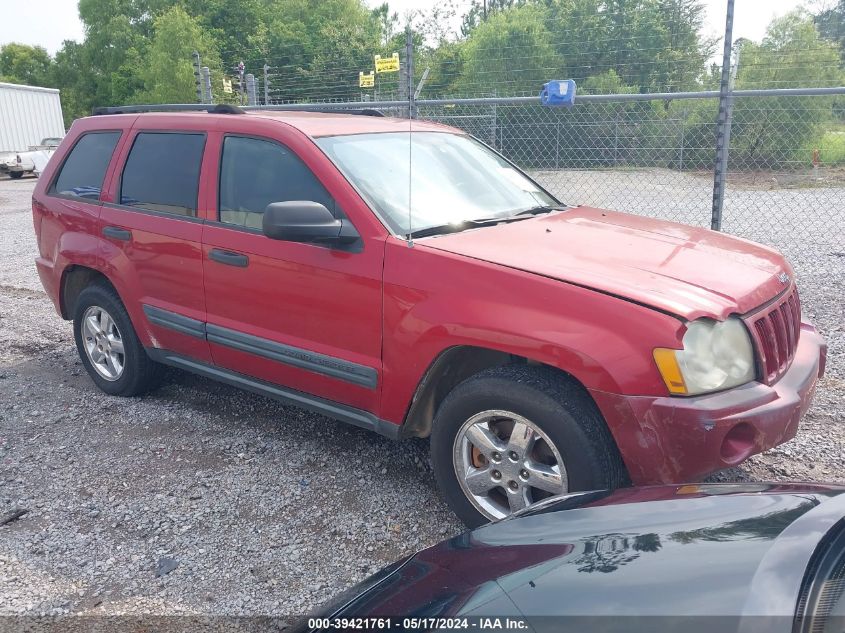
99,119,212,362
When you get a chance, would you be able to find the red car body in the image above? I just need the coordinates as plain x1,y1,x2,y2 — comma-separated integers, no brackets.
32,111,827,485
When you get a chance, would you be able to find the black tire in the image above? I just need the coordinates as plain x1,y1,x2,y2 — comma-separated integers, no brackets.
430,364,628,528
9,171,23,180
72,282,162,396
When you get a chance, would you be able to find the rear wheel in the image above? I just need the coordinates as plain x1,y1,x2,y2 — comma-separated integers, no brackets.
72,283,162,396
8,171,23,179
431,365,627,528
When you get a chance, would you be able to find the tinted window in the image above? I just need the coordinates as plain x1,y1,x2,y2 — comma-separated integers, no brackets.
51,132,121,200
219,136,335,230
120,132,205,217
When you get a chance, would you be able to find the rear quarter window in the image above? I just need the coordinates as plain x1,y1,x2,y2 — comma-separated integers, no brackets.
50,131,122,200
120,132,206,217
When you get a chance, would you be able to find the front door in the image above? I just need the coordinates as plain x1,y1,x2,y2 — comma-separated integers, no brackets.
201,132,384,414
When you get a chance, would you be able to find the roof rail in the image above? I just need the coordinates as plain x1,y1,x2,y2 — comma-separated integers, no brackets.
92,104,387,117
92,103,246,115
243,106,385,117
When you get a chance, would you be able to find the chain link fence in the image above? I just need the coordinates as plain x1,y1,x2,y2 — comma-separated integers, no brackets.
203,2,845,259
415,92,845,256
233,90,844,257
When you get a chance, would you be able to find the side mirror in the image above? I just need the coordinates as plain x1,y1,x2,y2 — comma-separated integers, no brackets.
262,201,359,246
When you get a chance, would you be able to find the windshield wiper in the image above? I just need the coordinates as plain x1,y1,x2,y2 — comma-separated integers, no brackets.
408,222,473,239
508,205,566,218
408,206,565,239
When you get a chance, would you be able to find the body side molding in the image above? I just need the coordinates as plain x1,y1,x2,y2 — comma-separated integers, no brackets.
146,348,399,439
143,304,206,339
205,324,378,389
142,304,378,389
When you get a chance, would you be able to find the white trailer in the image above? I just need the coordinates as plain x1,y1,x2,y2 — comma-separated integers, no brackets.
0,82,65,178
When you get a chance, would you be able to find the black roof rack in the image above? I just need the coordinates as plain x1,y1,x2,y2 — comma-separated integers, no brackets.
246,107,385,117
92,104,386,117
92,103,245,115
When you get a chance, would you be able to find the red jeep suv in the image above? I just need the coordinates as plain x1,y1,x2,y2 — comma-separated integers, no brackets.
32,105,827,527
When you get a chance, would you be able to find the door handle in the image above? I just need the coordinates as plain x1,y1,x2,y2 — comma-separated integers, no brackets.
209,248,249,268
103,226,131,241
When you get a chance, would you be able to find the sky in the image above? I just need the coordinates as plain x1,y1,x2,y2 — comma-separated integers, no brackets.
0,0,814,56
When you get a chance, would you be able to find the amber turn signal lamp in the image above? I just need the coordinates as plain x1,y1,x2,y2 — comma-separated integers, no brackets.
653,348,688,395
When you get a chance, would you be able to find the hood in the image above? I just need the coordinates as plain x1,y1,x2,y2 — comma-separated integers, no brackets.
332,484,845,624
420,207,792,320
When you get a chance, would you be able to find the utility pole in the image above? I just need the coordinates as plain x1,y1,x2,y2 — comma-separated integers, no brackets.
711,0,735,232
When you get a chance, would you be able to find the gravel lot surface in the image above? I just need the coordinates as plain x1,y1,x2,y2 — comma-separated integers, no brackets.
1,172,843,617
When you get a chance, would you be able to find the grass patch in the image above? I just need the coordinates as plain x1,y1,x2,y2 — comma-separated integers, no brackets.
807,125,845,166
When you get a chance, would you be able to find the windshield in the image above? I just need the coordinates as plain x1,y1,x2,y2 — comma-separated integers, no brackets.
317,132,558,236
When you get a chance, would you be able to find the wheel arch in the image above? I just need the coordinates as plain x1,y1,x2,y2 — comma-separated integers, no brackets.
60,264,117,319
399,345,596,439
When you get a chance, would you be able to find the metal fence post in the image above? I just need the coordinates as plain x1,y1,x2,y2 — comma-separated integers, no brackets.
263,64,270,105
201,66,212,104
246,73,257,106
679,109,687,171
614,112,620,166
192,51,203,103
555,119,560,169
491,102,498,150
711,0,736,231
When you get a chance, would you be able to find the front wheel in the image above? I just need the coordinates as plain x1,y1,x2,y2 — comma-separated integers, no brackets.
8,171,23,179
431,365,628,528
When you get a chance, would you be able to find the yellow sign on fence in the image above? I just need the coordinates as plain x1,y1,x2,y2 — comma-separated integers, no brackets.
222,77,233,94
374,53,400,73
359,71,375,88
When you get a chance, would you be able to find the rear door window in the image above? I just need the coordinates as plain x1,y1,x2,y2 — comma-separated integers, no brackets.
50,132,121,200
120,132,206,217
218,135,336,230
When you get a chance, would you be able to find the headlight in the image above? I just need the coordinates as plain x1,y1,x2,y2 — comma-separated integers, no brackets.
653,317,756,396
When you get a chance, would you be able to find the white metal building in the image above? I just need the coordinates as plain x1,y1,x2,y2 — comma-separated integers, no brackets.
0,82,65,152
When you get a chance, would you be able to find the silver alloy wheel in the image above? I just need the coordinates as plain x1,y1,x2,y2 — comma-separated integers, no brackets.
81,305,125,381
453,410,568,521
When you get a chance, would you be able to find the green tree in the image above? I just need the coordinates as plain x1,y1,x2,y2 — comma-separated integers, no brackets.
815,0,845,58
256,0,389,102
455,3,563,97
0,43,53,86
51,40,96,124
460,0,523,37
546,0,714,94
181,0,264,64
132,6,222,104
731,9,845,167
69,0,158,112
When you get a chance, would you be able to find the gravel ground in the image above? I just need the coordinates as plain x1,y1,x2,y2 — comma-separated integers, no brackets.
1,171,843,617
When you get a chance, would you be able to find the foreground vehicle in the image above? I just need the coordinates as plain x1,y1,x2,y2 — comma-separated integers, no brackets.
32,105,826,526
303,483,845,632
